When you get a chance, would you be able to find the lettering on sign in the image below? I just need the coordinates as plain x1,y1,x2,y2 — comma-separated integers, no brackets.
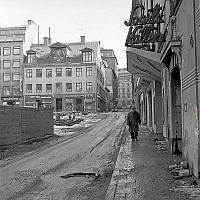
124,3,165,49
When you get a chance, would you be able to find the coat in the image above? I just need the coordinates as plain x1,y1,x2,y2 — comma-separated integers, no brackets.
127,110,141,132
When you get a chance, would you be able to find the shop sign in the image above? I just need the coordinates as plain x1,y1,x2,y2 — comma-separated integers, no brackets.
124,3,165,48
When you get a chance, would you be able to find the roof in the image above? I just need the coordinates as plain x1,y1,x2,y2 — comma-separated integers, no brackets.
49,42,71,51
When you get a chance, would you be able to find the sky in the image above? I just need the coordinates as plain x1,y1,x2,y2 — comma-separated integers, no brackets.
0,0,132,68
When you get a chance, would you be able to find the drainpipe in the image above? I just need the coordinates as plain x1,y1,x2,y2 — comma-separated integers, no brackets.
193,0,200,126
193,0,200,177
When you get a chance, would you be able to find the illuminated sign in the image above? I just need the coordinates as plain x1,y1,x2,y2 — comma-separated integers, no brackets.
124,3,165,49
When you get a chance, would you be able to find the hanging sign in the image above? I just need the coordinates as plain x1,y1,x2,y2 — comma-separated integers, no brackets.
124,3,165,49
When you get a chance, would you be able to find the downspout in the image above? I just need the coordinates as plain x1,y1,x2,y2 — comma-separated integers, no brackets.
193,0,200,176
193,0,200,126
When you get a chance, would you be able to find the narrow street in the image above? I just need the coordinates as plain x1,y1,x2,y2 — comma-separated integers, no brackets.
0,112,126,200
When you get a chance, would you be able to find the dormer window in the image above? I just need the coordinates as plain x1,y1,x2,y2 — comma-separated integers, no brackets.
81,47,93,62
26,50,36,63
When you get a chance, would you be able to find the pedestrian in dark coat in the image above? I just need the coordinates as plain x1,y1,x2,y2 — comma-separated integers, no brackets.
127,105,141,141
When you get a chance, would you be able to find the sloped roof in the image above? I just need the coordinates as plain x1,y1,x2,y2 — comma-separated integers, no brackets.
50,42,71,50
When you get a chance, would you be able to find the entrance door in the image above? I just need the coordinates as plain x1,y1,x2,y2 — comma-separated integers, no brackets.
76,98,83,112
56,98,62,112
171,67,182,152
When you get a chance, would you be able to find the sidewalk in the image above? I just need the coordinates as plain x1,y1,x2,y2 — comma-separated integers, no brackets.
105,125,200,200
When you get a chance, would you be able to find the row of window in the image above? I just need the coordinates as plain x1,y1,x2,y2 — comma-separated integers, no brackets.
3,73,20,81
0,59,21,68
26,82,93,93
0,46,21,56
26,67,93,78
2,86,20,96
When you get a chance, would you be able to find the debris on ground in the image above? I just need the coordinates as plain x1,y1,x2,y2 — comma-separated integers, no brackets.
155,140,168,151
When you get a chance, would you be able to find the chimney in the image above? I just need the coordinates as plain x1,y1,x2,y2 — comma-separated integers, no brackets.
80,36,85,45
43,37,49,46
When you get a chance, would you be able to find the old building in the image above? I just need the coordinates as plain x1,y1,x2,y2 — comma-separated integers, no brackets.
23,37,106,112
118,68,133,109
100,48,118,110
125,0,200,177
0,21,37,106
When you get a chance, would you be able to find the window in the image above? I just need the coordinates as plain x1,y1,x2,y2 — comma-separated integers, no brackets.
13,60,20,68
82,51,92,62
36,69,42,77
86,67,92,76
46,69,52,77
13,46,20,55
76,83,82,91
26,69,32,78
13,73,20,81
36,84,42,93
3,47,11,55
56,68,62,77
3,73,11,82
76,68,82,77
28,54,36,63
66,83,72,92
66,68,72,76
3,86,11,96
12,86,20,95
46,84,52,93
86,82,92,91
56,83,62,93
26,84,32,93
3,60,11,68
127,93,130,98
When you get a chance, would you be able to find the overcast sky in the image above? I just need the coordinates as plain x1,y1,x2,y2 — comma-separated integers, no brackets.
0,0,132,68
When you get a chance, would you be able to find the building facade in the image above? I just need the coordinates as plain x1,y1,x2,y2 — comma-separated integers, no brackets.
125,0,200,177
100,48,118,109
23,37,106,113
118,68,133,109
0,21,37,106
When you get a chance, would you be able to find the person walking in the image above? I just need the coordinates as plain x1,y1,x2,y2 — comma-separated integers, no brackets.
127,105,141,141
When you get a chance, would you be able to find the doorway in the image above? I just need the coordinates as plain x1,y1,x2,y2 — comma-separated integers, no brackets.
56,98,62,112
171,66,182,153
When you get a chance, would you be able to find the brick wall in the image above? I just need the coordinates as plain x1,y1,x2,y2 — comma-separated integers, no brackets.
0,106,53,146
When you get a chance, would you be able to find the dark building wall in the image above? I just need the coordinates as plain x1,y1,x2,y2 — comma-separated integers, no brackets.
0,106,53,146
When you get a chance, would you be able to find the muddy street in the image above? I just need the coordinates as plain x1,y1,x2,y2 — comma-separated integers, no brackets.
0,113,126,200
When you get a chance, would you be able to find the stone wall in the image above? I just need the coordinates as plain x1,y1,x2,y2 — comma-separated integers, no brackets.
0,106,53,147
